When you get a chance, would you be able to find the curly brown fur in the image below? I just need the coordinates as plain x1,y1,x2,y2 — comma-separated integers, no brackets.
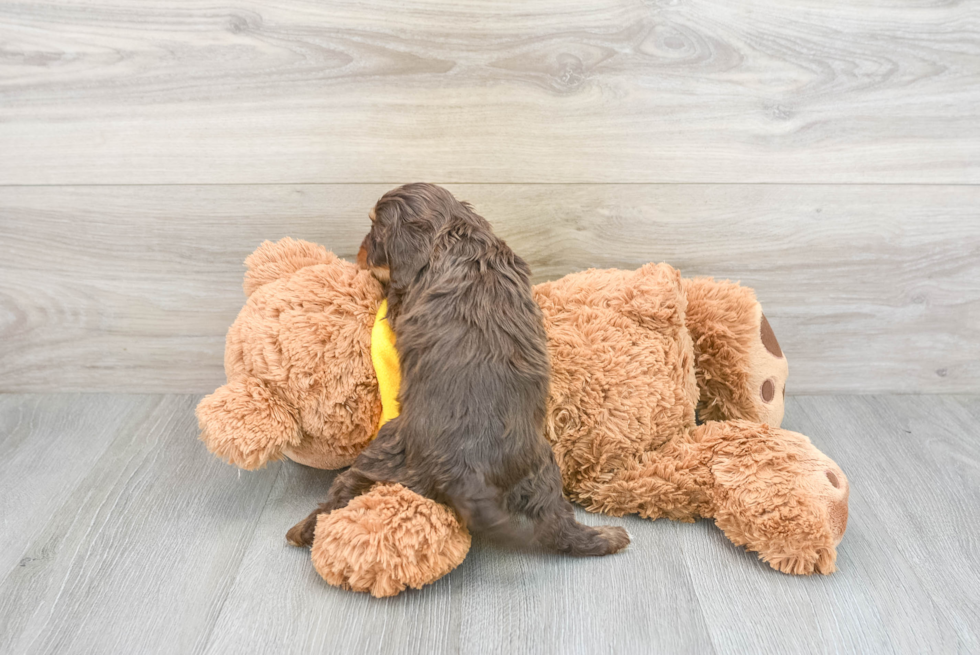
288,184,629,557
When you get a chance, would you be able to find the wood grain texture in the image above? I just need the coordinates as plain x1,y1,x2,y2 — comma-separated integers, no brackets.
792,395,980,653
0,393,977,654
1,0,979,184
1,184,978,393
204,462,714,655
686,394,980,654
0,394,281,655
0,394,159,576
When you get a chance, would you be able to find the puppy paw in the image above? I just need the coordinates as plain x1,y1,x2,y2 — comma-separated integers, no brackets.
286,514,320,547
595,525,630,555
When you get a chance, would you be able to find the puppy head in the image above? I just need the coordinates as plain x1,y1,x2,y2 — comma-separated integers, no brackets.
359,183,462,289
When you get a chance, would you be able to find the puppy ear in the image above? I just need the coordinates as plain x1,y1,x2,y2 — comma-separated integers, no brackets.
384,218,432,290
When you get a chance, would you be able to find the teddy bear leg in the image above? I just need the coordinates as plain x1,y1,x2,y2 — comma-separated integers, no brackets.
682,277,789,426
196,376,302,470
309,483,471,598
697,420,848,575
564,437,716,524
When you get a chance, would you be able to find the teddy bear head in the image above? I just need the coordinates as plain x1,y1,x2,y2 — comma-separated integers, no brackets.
197,238,384,470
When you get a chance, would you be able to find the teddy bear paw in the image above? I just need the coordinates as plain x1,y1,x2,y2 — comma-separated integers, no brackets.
310,483,471,598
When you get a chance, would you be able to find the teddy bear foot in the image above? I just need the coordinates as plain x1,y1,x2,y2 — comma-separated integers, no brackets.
699,420,849,575
310,483,471,598
765,544,838,576
755,464,848,575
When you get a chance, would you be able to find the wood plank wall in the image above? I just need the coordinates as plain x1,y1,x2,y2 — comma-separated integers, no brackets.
1,0,978,393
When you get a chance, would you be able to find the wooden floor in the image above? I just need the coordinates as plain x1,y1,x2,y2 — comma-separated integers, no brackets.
0,393,977,654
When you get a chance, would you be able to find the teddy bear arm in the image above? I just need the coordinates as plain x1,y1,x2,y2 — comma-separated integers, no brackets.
554,434,715,523
196,376,302,471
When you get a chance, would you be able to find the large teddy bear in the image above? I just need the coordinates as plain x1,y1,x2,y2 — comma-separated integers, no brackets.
197,238,849,597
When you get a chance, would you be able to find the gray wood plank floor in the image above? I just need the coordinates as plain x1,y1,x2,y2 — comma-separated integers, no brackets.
1,394,977,654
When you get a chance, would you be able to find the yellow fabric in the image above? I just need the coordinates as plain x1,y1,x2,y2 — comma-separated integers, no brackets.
371,299,401,432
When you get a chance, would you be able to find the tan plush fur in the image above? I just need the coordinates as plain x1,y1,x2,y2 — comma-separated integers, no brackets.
310,483,472,598
701,421,847,575
683,277,789,427
534,264,702,516
535,266,845,577
197,238,384,470
199,239,849,595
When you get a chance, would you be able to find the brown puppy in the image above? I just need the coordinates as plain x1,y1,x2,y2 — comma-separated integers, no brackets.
287,184,629,557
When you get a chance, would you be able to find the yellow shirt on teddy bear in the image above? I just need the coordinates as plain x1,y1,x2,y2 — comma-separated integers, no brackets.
371,299,401,431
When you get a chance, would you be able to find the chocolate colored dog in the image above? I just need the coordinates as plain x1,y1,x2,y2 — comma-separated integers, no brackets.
287,183,629,557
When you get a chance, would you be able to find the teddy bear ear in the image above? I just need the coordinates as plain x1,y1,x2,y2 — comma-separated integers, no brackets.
243,238,337,297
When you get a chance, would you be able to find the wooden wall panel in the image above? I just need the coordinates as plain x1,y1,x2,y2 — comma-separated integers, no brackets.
1,0,978,184
1,184,977,393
